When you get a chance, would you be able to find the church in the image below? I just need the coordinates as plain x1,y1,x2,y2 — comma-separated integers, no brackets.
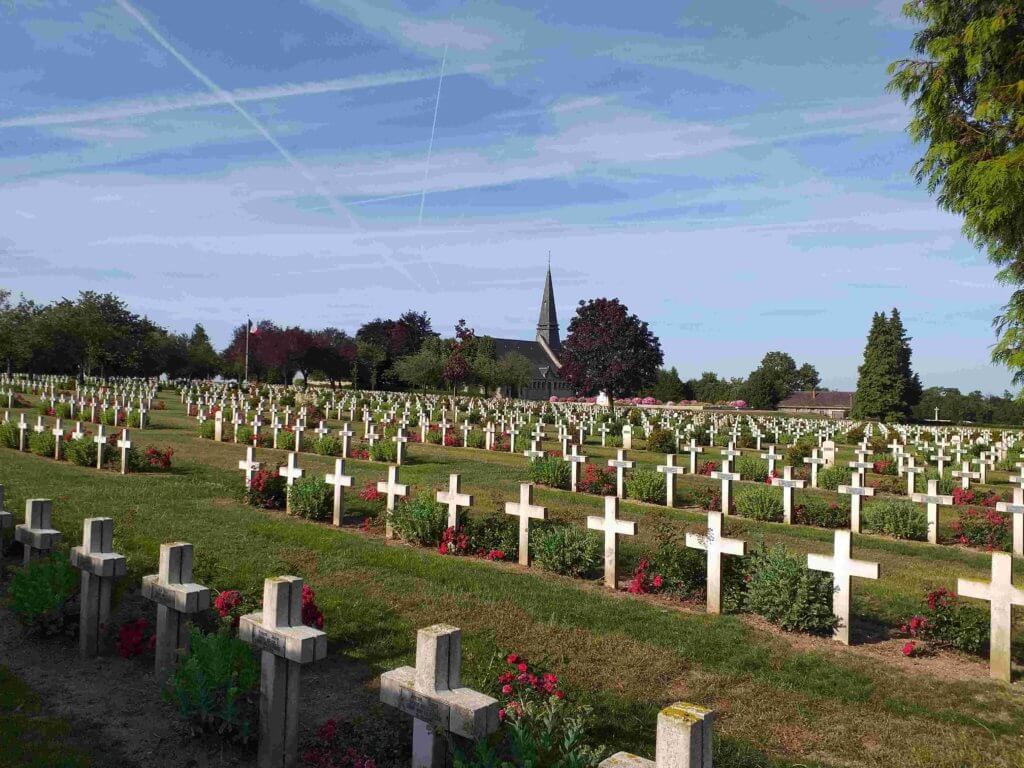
492,267,575,401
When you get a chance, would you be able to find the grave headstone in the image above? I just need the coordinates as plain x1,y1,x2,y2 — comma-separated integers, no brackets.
141,542,211,680
70,517,126,658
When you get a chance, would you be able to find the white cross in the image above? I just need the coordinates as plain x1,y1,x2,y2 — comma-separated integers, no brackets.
657,454,685,508
93,424,107,469
505,483,546,567
380,625,499,768
325,458,354,527
607,449,635,499
484,423,496,451
436,474,473,529
951,461,980,490
15,499,62,564
958,553,1024,682
599,423,611,447
117,428,132,475
760,444,782,476
686,511,746,614
238,446,261,489
51,419,64,460
588,496,636,589
338,423,354,458
771,465,805,524
996,487,1024,557
393,428,409,465
685,439,704,474
911,479,953,545
377,465,408,540
239,576,327,767
524,439,545,461
803,449,826,488
278,452,304,513
563,444,588,493
903,456,924,496
710,460,740,515
838,472,874,533
807,529,879,646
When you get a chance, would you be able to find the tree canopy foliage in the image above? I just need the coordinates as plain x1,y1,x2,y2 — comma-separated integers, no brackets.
852,309,922,421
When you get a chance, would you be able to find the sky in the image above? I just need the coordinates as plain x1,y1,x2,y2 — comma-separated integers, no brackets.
0,0,1015,394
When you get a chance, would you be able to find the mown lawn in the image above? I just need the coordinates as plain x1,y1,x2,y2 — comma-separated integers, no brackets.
1,396,1023,767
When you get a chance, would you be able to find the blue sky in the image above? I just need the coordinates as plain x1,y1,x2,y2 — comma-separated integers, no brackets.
0,0,1014,393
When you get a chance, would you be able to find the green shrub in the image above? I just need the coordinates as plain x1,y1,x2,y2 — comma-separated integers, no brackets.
793,496,849,528
863,500,927,541
740,545,838,635
65,436,98,467
735,485,783,522
817,464,850,491
234,425,253,444
645,428,676,454
467,514,520,560
426,429,443,445
278,430,296,451
392,493,449,546
29,430,57,458
100,408,116,426
784,437,815,469
529,456,571,490
914,589,989,655
370,440,397,463
165,629,259,743
287,476,332,520
313,435,342,456
736,455,769,483
198,420,216,440
8,553,79,635
532,525,602,578
54,402,72,419
624,469,665,504
0,421,17,449
466,430,485,449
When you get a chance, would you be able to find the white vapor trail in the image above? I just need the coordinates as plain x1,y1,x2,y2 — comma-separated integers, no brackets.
416,43,449,286
0,69,466,130
114,0,425,290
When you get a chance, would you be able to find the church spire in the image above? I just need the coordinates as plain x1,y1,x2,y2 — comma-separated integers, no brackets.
536,258,560,351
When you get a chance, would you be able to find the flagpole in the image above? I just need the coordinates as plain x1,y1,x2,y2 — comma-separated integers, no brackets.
244,318,250,386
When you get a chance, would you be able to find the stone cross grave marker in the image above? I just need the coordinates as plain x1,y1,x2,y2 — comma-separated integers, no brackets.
686,511,746,614
0,484,11,533
505,482,546,566
911,479,954,545
565,444,588,493
141,542,211,680
996,487,1024,556
657,455,685,508
436,474,473,529
685,439,703,475
710,460,740,515
70,517,126,658
15,499,61,564
958,552,1024,682
394,428,409,466
952,461,980,490
807,529,879,645
278,452,304,514
524,439,545,461
378,465,409,540
803,449,826,488
838,472,874,533
325,458,354,527
599,702,714,768
588,496,636,589
338,423,354,458
239,576,327,768
760,444,782,477
51,419,64,460
771,466,805,524
904,456,924,496
94,424,107,469
117,428,132,475
380,625,500,768
239,446,261,490
608,449,635,500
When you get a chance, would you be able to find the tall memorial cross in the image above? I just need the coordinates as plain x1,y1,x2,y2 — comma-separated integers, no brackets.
607,449,635,500
588,496,637,589
911,479,954,545
380,625,500,768
70,517,126,658
807,529,879,645
771,466,805,524
958,553,1024,682
141,542,211,680
377,465,409,540
15,498,62,564
240,576,328,768
325,459,354,527
657,454,685,508
436,474,473,529
505,483,547,566
686,511,746,614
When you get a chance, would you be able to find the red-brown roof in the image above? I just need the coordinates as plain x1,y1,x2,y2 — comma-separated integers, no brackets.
777,391,854,409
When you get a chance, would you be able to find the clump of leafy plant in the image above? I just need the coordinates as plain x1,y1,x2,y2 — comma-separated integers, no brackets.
8,552,79,635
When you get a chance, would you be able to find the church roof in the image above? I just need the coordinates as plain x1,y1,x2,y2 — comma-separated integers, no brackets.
492,337,562,379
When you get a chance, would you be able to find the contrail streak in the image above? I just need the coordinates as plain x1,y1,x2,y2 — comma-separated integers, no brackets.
417,43,448,286
0,69,468,130
115,0,425,290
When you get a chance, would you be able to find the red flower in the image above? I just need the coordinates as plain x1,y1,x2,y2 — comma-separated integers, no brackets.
902,641,916,657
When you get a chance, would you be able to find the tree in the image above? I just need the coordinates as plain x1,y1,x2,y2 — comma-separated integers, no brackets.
649,367,690,402
887,1,1024,383
356,341,387,390
795,363,821,393
391,337,446,391
493,352,534,396
186,324,220,378
742,351,800,409
559,298,663,414
852,309,921,421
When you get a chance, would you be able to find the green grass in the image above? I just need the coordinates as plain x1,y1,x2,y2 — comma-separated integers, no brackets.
1,397,1023,767
0,666,94,768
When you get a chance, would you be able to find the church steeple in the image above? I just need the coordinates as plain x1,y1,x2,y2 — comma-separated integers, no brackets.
536,258,560,351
